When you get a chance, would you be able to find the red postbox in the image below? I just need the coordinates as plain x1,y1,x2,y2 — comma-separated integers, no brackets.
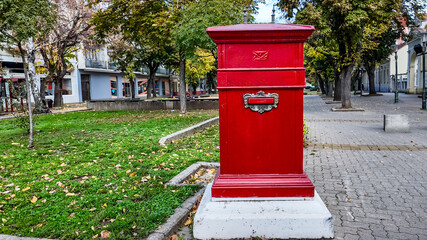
207,23,315,198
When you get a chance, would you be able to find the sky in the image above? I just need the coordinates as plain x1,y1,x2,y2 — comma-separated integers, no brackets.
254,0,287,24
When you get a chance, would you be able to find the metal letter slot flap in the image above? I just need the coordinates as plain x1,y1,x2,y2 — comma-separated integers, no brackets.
243,91,279,113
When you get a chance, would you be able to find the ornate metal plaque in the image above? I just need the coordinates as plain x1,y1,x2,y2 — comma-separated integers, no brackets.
243,91,279,113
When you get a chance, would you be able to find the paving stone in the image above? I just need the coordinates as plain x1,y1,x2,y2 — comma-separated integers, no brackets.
302,94,427,240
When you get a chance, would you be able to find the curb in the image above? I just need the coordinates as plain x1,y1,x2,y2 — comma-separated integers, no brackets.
331,107,365,112
166,162,220,187
0,235,52,240
159,117,219,146
146,188,206,240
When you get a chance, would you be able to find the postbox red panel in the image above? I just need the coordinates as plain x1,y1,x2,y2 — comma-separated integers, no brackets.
224,43,303,68
207,24,315,198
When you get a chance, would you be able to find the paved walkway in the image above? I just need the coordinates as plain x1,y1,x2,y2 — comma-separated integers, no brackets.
303,93,427,240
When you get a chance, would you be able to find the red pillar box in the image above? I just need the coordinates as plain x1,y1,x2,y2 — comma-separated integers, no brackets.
207,24,315,198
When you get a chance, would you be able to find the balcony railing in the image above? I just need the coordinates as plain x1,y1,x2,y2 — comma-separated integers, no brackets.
85,59,171,75
85,59,117,70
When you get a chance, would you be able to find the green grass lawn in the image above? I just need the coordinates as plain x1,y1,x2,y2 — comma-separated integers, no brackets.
0,110,219,239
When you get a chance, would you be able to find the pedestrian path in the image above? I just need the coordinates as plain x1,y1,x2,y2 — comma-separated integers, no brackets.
303,93,427,240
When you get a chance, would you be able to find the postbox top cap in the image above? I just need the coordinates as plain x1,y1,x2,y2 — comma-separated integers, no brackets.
206,23,315,43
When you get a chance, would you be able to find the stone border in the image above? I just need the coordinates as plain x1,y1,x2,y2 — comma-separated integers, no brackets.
146,162,219,240
0,235,52,240
331,107,365,112
166,162,220,186
325,101,341,104
146,187,206,240
159,117,219,146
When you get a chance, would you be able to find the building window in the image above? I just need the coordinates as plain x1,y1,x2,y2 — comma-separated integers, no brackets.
122,78,130,97
45,82,54,96
63,79,72,95
110,76,117,97
161,80,166,95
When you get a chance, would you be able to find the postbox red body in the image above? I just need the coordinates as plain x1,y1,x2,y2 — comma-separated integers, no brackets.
207,24,315,198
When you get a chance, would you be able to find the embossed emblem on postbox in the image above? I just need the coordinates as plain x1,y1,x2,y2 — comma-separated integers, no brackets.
243,91,279,113
253,51,268,61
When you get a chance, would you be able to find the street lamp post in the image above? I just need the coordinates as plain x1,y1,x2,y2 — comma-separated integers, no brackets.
394,46,399,103
414,35,426,110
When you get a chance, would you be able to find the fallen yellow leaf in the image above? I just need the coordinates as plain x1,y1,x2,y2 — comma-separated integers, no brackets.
92,234,98,239
30,196,38,203
184,218,192,226
22,187,30,192
129,172,136,177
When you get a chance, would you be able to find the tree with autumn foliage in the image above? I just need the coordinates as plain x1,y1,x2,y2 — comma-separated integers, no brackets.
305,45,335,97
279,0,412,108
279,0,426,107
186,48,216,94
40,0,93,107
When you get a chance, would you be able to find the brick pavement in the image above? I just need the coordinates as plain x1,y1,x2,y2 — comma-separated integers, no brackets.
303,93,427,240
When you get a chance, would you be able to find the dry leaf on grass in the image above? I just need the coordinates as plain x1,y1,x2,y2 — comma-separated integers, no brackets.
101,230,110,239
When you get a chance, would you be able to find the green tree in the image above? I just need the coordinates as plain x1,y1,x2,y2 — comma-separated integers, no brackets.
305,45,335,96
92,0,175,99
0,0,56,147
172,0,259,113
186,48,216,94
279,0,402,108
360,0,425,95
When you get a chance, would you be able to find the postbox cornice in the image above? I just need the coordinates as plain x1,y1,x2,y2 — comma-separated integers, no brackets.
206,23,315,43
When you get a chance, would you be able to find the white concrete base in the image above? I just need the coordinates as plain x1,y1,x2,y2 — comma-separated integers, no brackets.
384,114,410,132
193,183,334,239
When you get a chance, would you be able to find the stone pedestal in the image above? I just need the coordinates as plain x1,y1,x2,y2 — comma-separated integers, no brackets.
193,183,334,240
384,114,410,132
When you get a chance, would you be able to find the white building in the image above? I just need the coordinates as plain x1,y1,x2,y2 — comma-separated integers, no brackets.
1,45,182,111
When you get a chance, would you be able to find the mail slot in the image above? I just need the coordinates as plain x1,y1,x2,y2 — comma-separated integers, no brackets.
207,23,315,198
248,97,274,105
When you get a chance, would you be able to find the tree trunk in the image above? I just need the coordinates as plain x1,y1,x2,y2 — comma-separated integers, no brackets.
365,58,377,95
148,71,156,99
340,64,354,109
179,58,186,114
326,81,333,98
26,41,49,113
317,73,326,94
333,69,341,101
147,64,159,99
40,78,47,105
18,42,34,148
206,71,214,94
169,71,173,97
130,78,135,99
53,77,63,107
